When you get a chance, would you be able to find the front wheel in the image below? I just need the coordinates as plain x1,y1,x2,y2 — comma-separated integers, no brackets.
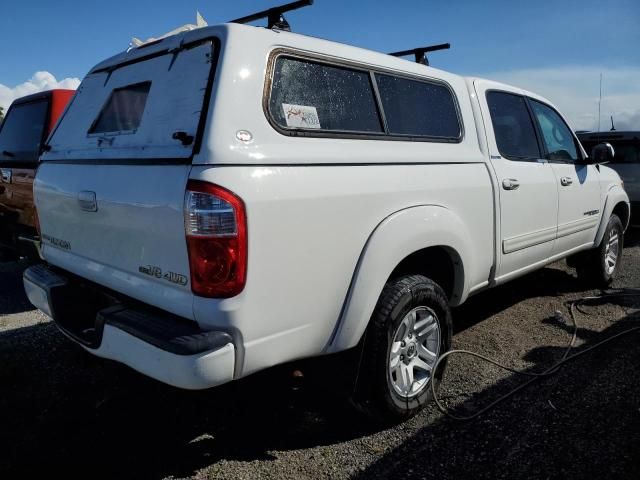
576,214,624,287
353,275,452,423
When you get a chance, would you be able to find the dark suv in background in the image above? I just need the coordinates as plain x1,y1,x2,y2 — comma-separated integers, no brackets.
578,131,640,226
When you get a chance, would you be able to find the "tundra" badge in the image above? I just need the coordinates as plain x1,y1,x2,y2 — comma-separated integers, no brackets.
42,234,71,250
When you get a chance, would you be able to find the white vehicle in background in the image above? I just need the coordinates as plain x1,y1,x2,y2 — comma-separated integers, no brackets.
24,1,629,421
578,131,639,226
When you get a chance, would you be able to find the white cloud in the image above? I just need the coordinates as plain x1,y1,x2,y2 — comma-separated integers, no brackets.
477,66,640,132
0,71,80,111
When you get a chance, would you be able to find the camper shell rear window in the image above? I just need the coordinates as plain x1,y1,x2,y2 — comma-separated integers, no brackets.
43,39,217,162
89,82,151,135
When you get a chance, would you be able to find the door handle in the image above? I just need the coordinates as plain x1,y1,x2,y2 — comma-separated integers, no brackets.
502,178,520,190
560,176,573,186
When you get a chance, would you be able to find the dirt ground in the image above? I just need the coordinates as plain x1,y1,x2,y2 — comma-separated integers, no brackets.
1,230,639,480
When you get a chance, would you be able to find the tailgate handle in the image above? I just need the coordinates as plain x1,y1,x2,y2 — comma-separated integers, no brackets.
78,191,98,212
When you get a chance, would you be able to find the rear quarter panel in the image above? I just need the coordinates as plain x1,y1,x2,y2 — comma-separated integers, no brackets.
190,162,493,377
186,27,494,376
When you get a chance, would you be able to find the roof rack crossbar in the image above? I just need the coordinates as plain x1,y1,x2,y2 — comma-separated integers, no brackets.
230,0,314,31
389,43,451,66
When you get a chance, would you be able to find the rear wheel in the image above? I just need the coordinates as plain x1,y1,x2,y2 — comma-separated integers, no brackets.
353,275,451,423
576,214,624,287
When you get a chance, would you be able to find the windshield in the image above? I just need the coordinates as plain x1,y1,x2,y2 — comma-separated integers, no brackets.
0,99,48,163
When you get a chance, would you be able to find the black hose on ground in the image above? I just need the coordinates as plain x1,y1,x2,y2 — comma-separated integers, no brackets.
431,289,640,421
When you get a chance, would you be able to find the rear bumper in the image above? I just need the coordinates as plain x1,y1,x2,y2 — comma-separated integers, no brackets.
96,324,235,390
23,264,235,390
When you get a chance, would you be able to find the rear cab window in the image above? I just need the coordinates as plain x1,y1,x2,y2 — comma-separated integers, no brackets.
43,40,217,162
267,53,462,142
0,99,49,164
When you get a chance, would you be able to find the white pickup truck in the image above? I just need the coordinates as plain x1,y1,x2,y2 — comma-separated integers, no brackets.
24,21,629,421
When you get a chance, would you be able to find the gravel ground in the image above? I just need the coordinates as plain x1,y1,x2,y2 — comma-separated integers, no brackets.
0,230,639,479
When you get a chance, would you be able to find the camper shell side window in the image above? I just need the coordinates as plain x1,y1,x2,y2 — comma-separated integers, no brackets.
265,50,463,143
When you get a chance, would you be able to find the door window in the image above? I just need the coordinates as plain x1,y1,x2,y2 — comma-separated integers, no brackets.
486,91,541,161
529,100,578,162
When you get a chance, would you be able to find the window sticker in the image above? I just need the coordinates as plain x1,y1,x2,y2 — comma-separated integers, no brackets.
282,103,321,129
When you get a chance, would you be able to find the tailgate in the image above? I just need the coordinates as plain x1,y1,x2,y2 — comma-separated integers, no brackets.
36,163,194,318
36,38,217,319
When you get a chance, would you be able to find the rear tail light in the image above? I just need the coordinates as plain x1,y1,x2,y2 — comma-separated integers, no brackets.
185,180,247,298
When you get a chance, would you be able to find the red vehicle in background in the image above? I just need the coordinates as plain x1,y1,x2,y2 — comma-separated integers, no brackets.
0,89,75,258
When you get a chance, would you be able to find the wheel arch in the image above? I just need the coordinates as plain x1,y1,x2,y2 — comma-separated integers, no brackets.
327,205,472,353
595,185,630,246
387,245,463,302
612,202,630,232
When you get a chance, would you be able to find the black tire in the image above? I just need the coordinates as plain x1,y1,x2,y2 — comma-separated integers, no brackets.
576,214,624,287
352,274,452,423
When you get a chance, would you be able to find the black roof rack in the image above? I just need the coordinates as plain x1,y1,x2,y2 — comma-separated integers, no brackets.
230,0,314,32
388,43,451,66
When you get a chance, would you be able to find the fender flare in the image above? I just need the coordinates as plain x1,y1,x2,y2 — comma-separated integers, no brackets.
594,185,630,246
327,205,474,353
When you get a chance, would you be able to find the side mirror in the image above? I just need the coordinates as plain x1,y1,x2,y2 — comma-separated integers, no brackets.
590,142,615,163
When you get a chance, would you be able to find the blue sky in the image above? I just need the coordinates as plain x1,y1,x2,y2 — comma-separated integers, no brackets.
1,0,639,129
